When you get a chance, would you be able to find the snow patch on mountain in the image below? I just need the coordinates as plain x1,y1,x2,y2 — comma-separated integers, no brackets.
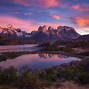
0,25,31,38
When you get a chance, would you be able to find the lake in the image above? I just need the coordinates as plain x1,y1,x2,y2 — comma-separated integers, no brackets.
0,45,81,70
0,44,39,53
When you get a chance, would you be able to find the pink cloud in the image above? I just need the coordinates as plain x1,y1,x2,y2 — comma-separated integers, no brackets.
9,0,59,8
9,0,29,6
0,16,61,33
71,4,89,12
48,15,60,20
71,4,80,10
0,16,37,32
41,0,59,8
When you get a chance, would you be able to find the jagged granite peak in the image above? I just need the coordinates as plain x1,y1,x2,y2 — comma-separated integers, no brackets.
57,25,80,40
38,25,47,32
30,25,80,43
48,26,55,31
0,24,81,44
38,26,43,32
42,25,47,32
48,26,52,30
57,26,75,31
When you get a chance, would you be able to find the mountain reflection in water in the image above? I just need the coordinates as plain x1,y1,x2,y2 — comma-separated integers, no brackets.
39,53,68,59
0,53,81,70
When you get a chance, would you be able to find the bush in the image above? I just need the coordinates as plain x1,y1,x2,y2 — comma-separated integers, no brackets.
16,71,41,89
63,68,74,80
0,66,17,84
75,72,89,84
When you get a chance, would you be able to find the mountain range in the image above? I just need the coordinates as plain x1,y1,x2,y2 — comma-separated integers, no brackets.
0,24,88,44
0,25,31,38
30,25,80,43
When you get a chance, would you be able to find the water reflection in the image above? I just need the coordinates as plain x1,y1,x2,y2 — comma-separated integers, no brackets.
0,53,81,70
39,53,55,59
38,53,68,59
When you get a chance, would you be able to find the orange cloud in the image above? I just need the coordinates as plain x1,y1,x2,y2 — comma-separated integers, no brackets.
43,0,59,8
69,16,89,35
48,15,60,20
0,16,37,32
70,16,89,28
75,18,89,27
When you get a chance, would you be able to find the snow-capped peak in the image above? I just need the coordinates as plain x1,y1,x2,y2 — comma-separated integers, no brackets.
0,24,31,37
30,25,80,43
57,26,75,32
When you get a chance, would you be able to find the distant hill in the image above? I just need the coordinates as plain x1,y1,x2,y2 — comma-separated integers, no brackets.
76,34,89,41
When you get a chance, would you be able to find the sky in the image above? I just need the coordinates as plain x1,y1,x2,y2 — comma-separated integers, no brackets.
0,0,89,35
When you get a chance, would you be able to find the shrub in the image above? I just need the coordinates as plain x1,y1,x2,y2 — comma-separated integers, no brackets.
16,71,41,89
0,66,17,84
75,72,89,84
63,68,74,80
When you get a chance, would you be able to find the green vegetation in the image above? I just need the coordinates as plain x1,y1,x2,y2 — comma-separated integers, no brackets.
16,71,41,89
0,36,37,45
40,43,73,54
39,58,89,85
55,40,89,49
39,41,89,57
78,51,89,56
0,67,41,89
0,66,17,85
0,58,89,89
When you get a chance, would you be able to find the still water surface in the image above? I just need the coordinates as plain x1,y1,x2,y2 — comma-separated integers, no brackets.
0,44,38,53
0,52,80,70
